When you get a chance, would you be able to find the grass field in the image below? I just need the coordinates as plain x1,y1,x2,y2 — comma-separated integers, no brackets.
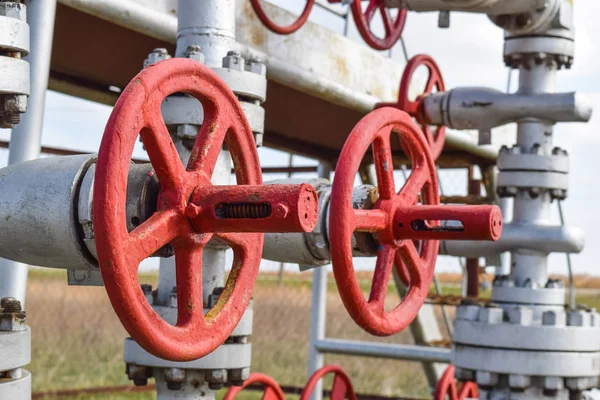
24,269,600,400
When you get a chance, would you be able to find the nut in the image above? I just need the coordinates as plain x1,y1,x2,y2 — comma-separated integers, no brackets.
530,143,541,154
245,58,266,76
207,287,225,308
126,364,153,387
476,371,498,387
566,377,593,391
176,124,198,140
185,45,205,64
168,292,178,308
567,310,590,327
545,279,563,289
164,368,186,391
0,2,25,20
507,306,533,326
144,48,171,68
542,310,566,326
478,307,503,324
508,374,530,390
228,367,250,386
543,376,564,391
206,369,227,390
222,51,245,71
456,305,480,321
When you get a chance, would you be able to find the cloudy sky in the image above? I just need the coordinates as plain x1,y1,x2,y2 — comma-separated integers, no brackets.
0,0,598,275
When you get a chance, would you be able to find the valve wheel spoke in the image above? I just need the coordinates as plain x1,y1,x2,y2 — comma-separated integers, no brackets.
368,245,396,309
141,115,187,192
397,165,430,205
188,112,230,182
175,239,209,328
372,132,396,200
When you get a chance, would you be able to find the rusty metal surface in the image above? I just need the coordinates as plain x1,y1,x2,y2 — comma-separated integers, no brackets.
51,0,497,167
433,365,478,400
249,0,314,34
94,59,265,362
378,54,446,160
301,365,357,400
225,373,286,400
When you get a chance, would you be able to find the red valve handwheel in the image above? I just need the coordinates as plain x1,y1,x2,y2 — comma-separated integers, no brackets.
224,373,285,400
330,108,502,336
330,108,440,336
378,54,446,160
250,0,315,34
328,0,407,50
434,365,479,400
301,365,357,400
94,58,263,362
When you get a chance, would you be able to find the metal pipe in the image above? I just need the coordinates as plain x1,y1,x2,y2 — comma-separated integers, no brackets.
56,0,498,164
307,163,331,400
315,339,452,363
385,0,542,14
0,0,57,305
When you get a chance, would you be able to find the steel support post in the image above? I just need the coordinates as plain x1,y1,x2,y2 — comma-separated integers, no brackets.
307,163,331,400
0,0,57,306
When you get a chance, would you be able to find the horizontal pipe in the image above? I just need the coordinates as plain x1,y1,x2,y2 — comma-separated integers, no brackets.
56,0,498,164
440,222,585,257
315,338,451,363
385,0,542,15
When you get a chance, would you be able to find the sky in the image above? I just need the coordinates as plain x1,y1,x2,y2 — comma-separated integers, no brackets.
0,1,599,276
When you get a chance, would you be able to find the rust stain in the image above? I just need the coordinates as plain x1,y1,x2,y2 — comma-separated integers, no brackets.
332,55,350,83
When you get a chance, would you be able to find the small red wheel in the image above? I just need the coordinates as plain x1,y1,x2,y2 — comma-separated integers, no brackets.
434,365,479,400
329,108,440,336
301,366,357,400
250,0,315,34
378,54,446,160
330,108,502,335
330,0,407,50
225,373,285,400
94,58,263,361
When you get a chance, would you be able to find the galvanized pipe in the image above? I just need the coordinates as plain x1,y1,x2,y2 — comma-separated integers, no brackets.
56,0,498,164
0,0,57,305
315,339,452,363
384,0,543,15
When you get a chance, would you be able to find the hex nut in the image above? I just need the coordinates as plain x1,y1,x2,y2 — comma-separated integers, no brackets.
0,2,25,20
566,377,593,391
454,367,474,382
245,58,267,76
542,310,566,326
176,124,198,140
476,371,498,387
507,306,533,326
206,369,227,390
168,292,178,308
478,307,503,324
590,312,600,327
222,51,245,71
567,310,590,327
509,374,530,390
543,376,564,391
144,48,171,68
164,368,186,391
456,305,480,321
127,364,153,386
185,45,205,64
229,367,250,384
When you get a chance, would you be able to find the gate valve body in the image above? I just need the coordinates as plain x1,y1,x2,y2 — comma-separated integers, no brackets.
377,54,446,160
224,373,285,400
329,108,502,336
434,365,479,400
327,0,407,50
250,0,315,34
94,58,318,362
301,365,357,400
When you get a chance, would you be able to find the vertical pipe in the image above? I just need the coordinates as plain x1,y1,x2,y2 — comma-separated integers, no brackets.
307,163,331,400
466,177,481,297
0,0,57,305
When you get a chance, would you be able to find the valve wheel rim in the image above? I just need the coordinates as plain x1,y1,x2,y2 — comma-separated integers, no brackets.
224,373,286,400
301,365,357,400
351,0,407,51
250,0,315,35
94,58,263,362
330,108,440,336
434,365,479,400
398,54,446,160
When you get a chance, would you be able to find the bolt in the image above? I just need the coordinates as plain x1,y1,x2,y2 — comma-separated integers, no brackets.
143,48,171,68
478,307,503,324
222,51,245,71
545,279,563,289
566,377,592,391
164,368,186,391
528,187,541,198
1,297,21,313
551,189,567,201
140,284,152,295
456,305,480,321
0,2,25,20
168,292,178,308
437,10,450,28
510,145,521,154
499,145,509,154
508,374,530,390
492,275,512,287
185,45,205,64
127,364,153,386
476,371,498,388
567,310,590,327
206,369,227,390
176,124,198,140
245,57,267,76
228,367,250,385
543,376,564,391
552,147,562,155
207,287,225,308
542,310,566,326
253,132,264,147
507,306,533,326
530,143,541,154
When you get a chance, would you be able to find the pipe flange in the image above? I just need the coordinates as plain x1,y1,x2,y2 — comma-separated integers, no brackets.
490,0,561,35
0,370,31,398
497,170,568,192
212,67,267,103
0,328,30,371
504,38,574,69
491,284,566,306
497,146,569,173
